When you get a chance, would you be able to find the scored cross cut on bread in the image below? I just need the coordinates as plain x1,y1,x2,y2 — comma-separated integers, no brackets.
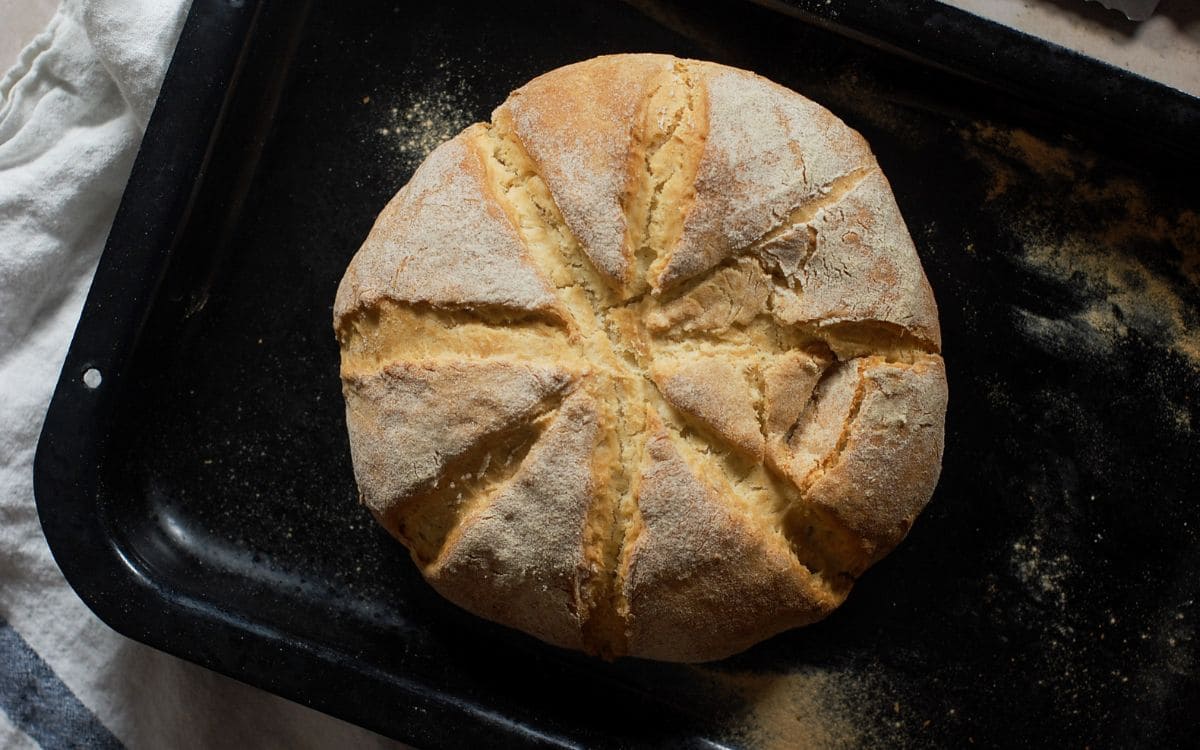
334,54,948,663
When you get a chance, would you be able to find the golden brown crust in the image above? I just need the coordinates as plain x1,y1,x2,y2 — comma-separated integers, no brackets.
341,360,575,515
656,63,873,290
335,54,948,663
622,430,838,662
804,356,948,559
425,390,602,651
645,258,770,336
494,55,674,289
332,127,559,328
767,167,942,349
762,350,834,490
651,356,764,461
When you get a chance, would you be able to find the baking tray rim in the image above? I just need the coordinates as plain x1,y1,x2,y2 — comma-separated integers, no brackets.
31,0,1200,745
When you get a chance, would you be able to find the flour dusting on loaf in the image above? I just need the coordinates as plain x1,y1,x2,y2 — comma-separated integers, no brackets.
335,54,948,663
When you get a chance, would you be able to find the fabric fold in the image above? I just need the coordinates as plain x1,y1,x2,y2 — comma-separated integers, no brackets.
0,2,403,747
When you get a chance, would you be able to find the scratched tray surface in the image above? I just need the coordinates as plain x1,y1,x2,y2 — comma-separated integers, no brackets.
49,0,1200,746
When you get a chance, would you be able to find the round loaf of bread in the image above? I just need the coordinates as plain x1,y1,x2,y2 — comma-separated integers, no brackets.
334,54,948,663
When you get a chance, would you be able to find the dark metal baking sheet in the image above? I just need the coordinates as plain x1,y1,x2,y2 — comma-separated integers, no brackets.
34,0,1200,747
756,0,1199,160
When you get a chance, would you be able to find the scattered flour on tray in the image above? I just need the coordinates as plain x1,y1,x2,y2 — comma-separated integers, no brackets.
1010,532,1072,613
371,58,477,167
695,662,950,749
1014,233,1200,368
963,123,1200,372
697,666,862,749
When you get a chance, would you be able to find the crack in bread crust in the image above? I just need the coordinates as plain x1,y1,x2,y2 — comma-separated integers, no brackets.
750,167,872,270
648,165,874,301
480,84,884,644
336,54,948,662
626,61,705,297
378,406,562,567
476,119,647,658
338,300,573,378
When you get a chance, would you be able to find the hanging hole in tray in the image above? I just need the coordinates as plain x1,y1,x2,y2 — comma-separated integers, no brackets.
82,368,103,389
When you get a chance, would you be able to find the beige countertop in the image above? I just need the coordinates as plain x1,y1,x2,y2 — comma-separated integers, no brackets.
941,0,1200,96
1,0,57,75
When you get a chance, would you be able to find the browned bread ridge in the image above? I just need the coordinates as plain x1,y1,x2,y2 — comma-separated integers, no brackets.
334,54,948,663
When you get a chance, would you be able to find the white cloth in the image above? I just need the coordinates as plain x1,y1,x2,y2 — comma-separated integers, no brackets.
0,2,402,747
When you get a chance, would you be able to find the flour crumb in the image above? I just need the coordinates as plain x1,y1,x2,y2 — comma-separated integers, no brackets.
698,666,864,749
1011,534,1072,611
374,58,477,168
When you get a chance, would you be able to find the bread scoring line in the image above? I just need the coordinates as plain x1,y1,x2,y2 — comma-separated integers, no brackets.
627,60,701,297
478,119,645,657
475,84,881,639
750,166,873,275
355,65,941,653
486,75,941,612
400,399,566,568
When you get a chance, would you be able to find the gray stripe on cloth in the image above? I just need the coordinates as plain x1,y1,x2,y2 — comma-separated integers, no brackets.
0,615,124,750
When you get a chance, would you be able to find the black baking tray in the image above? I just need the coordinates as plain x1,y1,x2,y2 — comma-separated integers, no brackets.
34,0,1200,747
